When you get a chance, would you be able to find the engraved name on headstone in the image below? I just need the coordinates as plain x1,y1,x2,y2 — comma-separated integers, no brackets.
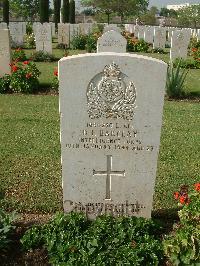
97,30,127,53
0,29,11,77
59,53,167,219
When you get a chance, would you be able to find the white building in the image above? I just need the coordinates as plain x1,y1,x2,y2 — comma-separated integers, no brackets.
167,3,190,11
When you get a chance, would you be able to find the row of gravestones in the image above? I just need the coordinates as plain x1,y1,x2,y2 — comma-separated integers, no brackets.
125,24,199,62
0,25,197,78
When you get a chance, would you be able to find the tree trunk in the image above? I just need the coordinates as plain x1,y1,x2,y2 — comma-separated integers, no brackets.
3,0,9,25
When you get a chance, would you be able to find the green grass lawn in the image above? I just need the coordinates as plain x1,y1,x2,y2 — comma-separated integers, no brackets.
0,95,199,214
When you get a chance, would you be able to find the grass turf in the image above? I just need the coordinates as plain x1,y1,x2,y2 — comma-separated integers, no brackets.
0,95,199,214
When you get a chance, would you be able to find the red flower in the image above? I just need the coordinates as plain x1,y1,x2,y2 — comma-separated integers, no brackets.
173,192,180,200
12,65,18,72
194,183,200,192
23,61,29,65
26,73,32,79
54,69,58,76
179,195,190,205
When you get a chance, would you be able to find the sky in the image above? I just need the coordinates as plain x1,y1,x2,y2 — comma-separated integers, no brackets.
149,0,200,8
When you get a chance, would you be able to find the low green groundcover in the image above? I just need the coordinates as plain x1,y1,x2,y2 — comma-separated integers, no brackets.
21,213,164,265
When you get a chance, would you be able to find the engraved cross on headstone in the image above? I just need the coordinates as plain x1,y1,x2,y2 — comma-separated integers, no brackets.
93,155,125,200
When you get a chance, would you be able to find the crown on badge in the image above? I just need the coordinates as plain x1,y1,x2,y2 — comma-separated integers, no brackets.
103,62,121,78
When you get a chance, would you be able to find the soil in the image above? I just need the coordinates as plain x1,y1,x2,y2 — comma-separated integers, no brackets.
0,214,52,266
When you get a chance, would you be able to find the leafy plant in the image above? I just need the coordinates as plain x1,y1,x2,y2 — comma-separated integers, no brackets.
30,51,56,62
51,68,59,91
0,74,11,94
21,213,164,265
0,209,16,252
173,57,200,69
166,60,188,98
8,61,40,93
163,183,200,265
25,33,35,49
71,34,87,50
125,33,149,53
12,48,27,62
86,34,97,52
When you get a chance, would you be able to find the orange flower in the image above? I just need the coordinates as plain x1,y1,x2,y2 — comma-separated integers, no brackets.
192,48,198,52
194,183,200,192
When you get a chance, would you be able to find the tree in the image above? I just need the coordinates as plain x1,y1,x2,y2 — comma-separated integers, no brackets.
160,7,177,18
39,0,49,23
140,6,158,25
81,0,149,23
53,0,61,28
9,0,39,20
177,4,200,29
62,0,70,23
2,0,9,24
69,0,75,24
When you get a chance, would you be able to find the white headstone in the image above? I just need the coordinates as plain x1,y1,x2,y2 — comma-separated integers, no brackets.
138,26,145,40
50,22,56,37
104,24,121,33
97,30,127,53
35,23,52,54
0,23,8,29
153,27,166,49
144,26,154,44
70,24,80,41
58,23,70,46
166,27,175,47
170,29,191,61
59,52,167,219
197,29,200,42
134,25,140,38
9,22,24,46
79,23,94,35
0,29,11,77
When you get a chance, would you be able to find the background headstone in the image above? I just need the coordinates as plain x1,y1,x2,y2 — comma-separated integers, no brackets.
97,30,127,53
70,24,80,41
35,23,52,54
144,26,154,44
59,53,167,219
79,23,94,35
0,29,11,77
9,22,24,47
153,27,166,49
104,24,121,33
0,23,8,29
58,23,70,46
138,26,145,40
170,29,191,61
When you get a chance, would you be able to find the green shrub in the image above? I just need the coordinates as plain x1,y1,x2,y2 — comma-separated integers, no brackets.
0,74,11,94
126,37,149,53
12,48,27,62
30,51,56,62
25,33,35,49
21,213,164,265
71,34,87,50
173,57,200,69
0,209,16,252
166,60,188,98
152,48,165,54
163,183,200,265
26,23,33,35
86,34,97,52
